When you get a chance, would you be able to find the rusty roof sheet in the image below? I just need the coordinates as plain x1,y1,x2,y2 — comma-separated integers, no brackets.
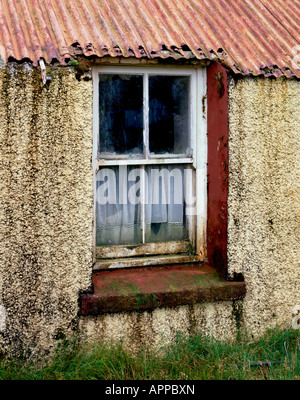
0,0,299,78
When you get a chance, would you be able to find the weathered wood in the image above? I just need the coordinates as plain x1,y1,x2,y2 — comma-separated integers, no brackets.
96,240,191,259
94,254,200,270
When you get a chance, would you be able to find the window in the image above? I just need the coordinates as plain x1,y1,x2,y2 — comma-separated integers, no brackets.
92,66,207,269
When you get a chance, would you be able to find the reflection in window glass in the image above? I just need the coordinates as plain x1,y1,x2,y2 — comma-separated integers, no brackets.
149,76,190,155
99,74,143,155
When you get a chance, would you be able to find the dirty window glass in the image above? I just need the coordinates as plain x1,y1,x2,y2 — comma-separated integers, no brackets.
145,164,188,242
96,166,141,245
96,164,190,245
149,75,190,155
96,69,197,253
99,74,143,156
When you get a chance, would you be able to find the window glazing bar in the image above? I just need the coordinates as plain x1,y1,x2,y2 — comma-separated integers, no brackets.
97,158,194,168
143,72,149,160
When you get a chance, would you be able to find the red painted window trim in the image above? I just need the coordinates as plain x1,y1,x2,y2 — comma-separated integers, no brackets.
79,63,241,316
206,62,229,278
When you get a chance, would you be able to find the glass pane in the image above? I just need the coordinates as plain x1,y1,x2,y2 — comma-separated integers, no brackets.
149,75,190,155
99,74,143,156
145,165,188,242
96,166,141,245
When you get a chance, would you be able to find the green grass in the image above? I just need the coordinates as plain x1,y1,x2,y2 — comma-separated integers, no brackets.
0,326,300,380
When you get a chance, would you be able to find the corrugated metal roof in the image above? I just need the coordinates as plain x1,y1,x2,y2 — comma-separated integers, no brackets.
0,0,299,78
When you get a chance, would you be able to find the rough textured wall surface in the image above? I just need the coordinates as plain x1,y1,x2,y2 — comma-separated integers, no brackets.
228,76,300,337
79,300,243,353
0,64,298,356
0,65,93,356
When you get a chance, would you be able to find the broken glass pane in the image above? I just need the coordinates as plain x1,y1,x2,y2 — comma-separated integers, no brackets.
99,74,143,156
149,75,190,155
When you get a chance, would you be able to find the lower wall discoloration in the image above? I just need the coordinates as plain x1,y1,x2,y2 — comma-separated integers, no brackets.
79,301,242,353
228,76,300,337
0,63,298,356
0,65,93,356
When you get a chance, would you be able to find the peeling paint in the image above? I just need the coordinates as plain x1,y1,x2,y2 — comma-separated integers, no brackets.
80,71,300,351
0,62,298,356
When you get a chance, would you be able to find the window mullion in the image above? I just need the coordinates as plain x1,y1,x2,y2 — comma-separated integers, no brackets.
141,165,146,244
143,73,149,159
141,73,149,244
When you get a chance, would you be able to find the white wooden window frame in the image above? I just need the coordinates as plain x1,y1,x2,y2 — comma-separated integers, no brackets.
92,66,207,269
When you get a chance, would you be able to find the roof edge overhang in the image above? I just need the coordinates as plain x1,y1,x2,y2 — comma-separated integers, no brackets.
2,52,300,80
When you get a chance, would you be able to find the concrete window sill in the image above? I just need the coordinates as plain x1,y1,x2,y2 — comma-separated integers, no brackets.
79,263,246,315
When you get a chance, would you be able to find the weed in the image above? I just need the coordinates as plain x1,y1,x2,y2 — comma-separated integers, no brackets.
0,326,299,380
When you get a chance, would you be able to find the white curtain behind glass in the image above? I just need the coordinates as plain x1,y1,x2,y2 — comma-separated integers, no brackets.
96,165,187,246
96,166,141,245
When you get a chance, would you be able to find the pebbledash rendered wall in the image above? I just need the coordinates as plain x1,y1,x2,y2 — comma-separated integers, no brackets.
227,76,300,337
0,65,94,356
0,64,298,356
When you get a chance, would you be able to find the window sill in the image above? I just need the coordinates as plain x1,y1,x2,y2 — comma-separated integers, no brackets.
93,254,201,270
79,263,246,315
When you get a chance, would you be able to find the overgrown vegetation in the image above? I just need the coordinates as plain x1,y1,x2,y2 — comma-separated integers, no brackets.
0,326,300,380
